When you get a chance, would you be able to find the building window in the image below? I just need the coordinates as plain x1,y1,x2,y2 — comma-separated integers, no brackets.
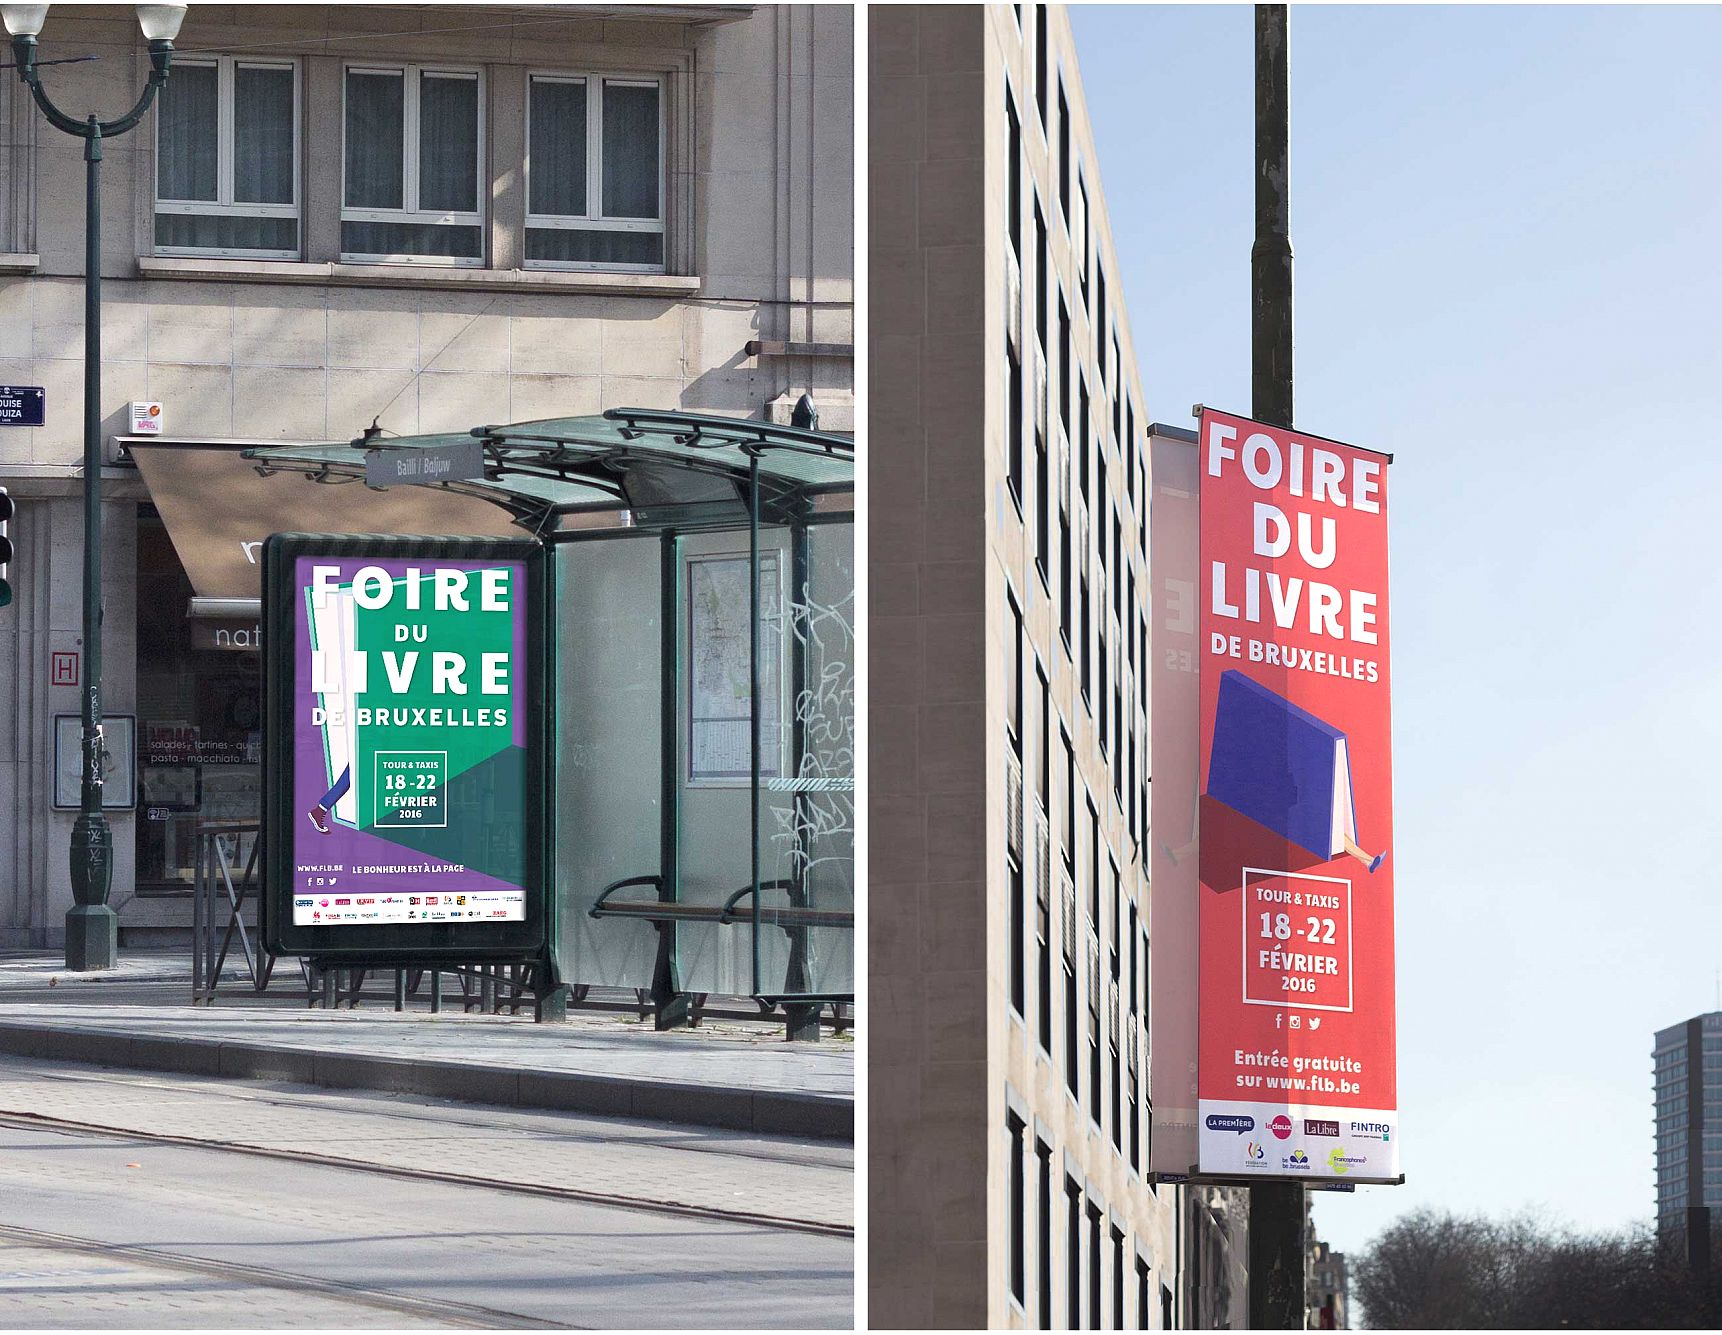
1129,903,1142,1173
1008,337,1024,508
343,64,483,263
1074,171,1090,301
1136,1256,1150,1330
1038,1140,1054,1329
155,56,298,258
1057,81,1071,221
1079,377,1091,509
1058,295,1072,435
1036,4,1049,128
1037,871,1053,1054
1098,272,1109,373
1112,1225,1126,1330
527,73,665,271
1009,1110,1027,1308
1059,503,1072,647
1008,594,1025,1019
1035,203,1049,350
1080,574,1091,707
1098,623,1109,757
1007,90,1022,257
1088,1200,1103,1330
1066,1177,1083,1330
1162,1282,1175,1330
1062,730,1076,874
1010,856,1026,1023
1109,862,1122,1152
1065,918,1080,1094
1035,422,1050,585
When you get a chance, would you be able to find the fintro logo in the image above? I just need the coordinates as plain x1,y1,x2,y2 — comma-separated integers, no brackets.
1349,1121,1392,1141
1268,1114,1293,1140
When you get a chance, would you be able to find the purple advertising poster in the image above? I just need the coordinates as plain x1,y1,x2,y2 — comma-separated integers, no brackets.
290,555,529,927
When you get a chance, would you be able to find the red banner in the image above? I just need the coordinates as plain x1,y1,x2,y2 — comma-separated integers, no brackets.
1196,408,1398,1182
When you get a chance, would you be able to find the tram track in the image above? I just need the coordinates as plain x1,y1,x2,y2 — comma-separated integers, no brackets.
0,1107,852,1239
0,1220,571,1329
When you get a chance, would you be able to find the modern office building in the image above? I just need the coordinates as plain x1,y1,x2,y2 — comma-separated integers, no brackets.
870,4,1244,1326
0,3,853,949
1654,1011,1722,1249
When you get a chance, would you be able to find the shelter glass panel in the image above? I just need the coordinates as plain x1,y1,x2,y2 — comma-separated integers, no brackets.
756,519,854,997
676,530,792,996
552,536,662,989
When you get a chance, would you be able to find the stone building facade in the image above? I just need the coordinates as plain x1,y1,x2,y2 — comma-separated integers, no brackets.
0,3,852,947
870,4,1243,1327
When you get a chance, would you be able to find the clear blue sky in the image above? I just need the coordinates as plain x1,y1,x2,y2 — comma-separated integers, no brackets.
1072,2,1722,1261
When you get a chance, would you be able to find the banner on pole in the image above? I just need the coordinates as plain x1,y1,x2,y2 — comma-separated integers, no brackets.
1149,423,1202,1174
1195,408,1398,1183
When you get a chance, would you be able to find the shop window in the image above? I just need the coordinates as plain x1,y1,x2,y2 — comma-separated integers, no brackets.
343,64,483,263
135,511,261,893
155,56,299,257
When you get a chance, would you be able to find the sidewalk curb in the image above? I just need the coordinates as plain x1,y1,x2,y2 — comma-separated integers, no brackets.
0,1021,852,1142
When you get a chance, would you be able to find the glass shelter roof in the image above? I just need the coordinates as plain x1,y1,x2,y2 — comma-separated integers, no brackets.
242,409,854,534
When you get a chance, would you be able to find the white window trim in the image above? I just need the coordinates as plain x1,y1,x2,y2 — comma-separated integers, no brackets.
341,62,486,268
153,54,301,261
525,70,667,275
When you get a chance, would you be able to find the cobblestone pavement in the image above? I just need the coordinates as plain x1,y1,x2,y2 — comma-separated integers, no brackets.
0,1055,851,1228
0,1061,853,1328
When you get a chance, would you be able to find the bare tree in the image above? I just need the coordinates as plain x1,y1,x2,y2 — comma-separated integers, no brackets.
1355,1209,1722,1329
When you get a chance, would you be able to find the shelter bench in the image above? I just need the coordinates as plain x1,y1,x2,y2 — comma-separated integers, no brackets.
590,874,854,1040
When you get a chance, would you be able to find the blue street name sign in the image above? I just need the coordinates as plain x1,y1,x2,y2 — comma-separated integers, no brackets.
0,386,45,427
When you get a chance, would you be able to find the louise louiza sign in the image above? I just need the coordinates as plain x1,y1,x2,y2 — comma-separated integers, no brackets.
1195,408,1398,1183
263,534,544,957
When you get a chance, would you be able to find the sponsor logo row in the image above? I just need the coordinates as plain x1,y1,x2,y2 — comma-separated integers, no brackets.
292,890,525,924
1240,1141,1373,1176
1206,1113,1392,1142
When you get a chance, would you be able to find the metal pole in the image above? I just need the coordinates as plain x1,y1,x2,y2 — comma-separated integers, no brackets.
748,456,762,1001
66,120,116,970
1248,6,1305,1329
1252,4,1294,431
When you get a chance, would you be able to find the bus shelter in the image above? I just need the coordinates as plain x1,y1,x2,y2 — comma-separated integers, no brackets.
245,409,853,1038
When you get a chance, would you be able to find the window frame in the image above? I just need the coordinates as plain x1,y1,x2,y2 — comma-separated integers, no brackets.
341,61,487,268
153,54,301,261
525,69,668,275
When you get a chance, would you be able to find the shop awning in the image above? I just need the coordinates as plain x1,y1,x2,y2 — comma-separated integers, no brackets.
130,441,524,604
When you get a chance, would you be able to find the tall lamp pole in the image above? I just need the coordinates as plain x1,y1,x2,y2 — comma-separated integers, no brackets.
2,2,186,970
1247,3,1306,1330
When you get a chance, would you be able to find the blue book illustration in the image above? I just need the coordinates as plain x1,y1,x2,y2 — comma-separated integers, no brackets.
1206,670,1384,873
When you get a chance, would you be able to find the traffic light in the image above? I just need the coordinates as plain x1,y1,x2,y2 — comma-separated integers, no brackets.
0,486,13,609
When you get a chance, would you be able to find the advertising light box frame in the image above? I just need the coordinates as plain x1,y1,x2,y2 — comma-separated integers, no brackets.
262,533,550,962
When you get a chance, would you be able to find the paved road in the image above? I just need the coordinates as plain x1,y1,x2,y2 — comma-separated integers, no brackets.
0,1057,853,1328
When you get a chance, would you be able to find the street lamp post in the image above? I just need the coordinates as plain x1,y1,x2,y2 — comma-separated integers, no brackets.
2,2,186,970
1247,4,1307,1330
